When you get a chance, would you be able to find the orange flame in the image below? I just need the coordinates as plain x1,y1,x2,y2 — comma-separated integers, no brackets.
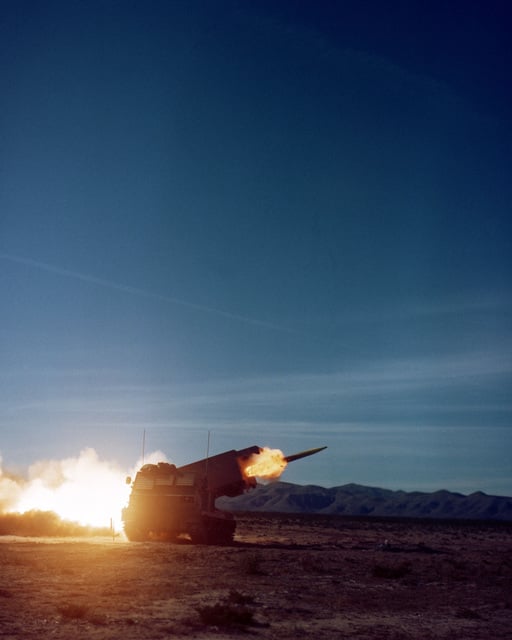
243,447,288,480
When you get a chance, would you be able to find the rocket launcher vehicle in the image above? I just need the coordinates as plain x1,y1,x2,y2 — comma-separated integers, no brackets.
122,444,326,544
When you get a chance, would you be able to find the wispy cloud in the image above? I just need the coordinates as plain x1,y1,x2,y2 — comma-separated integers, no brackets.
162,348,512,402
397,294,512,319
14,347,506,423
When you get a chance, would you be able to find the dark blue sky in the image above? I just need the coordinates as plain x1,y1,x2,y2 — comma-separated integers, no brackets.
1,1,511,494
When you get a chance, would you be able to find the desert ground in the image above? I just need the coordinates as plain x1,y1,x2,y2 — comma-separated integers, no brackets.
1,514,511,639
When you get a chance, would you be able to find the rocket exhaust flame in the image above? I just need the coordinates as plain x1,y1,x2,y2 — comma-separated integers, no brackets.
243,447,288,480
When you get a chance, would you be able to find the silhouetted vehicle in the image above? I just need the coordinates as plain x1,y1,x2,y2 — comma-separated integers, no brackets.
122,445,325,544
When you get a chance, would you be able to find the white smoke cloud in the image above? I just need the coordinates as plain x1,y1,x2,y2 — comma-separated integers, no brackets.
0,454,23,510
0,447,168,530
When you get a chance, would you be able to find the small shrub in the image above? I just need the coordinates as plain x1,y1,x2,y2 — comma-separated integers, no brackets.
227,589,254,605
300,553,331,574
86,613,108,626
457,607,481,620
196,602,254,628
57,602,107,625
57,603,90,619
241,552,265,575
372,562,411,579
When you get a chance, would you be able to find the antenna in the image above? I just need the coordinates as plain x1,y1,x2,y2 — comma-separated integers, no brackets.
142,428,146,466
203,430,211,509
205,430,211,485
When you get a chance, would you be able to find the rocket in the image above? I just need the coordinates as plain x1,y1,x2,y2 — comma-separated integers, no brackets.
284,446,327,463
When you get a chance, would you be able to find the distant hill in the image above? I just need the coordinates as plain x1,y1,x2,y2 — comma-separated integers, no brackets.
217,482,512,521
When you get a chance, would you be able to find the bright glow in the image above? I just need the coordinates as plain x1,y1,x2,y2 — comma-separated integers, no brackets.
243,447,288,480
1,448,167,530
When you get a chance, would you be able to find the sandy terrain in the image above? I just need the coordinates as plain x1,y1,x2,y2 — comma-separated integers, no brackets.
1,514,511,639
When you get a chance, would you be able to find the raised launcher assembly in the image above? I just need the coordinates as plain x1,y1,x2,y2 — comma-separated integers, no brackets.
122,445,326,544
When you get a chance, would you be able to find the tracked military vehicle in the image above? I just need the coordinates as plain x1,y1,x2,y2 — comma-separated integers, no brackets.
122,445,325,544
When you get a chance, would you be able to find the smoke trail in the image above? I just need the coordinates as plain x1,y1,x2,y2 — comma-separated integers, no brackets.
0,252,298,333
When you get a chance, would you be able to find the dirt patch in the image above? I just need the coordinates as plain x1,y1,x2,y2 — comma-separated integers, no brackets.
1,514,511,639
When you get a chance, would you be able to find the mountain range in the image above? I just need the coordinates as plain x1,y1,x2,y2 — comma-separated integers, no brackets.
217,482,512,521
